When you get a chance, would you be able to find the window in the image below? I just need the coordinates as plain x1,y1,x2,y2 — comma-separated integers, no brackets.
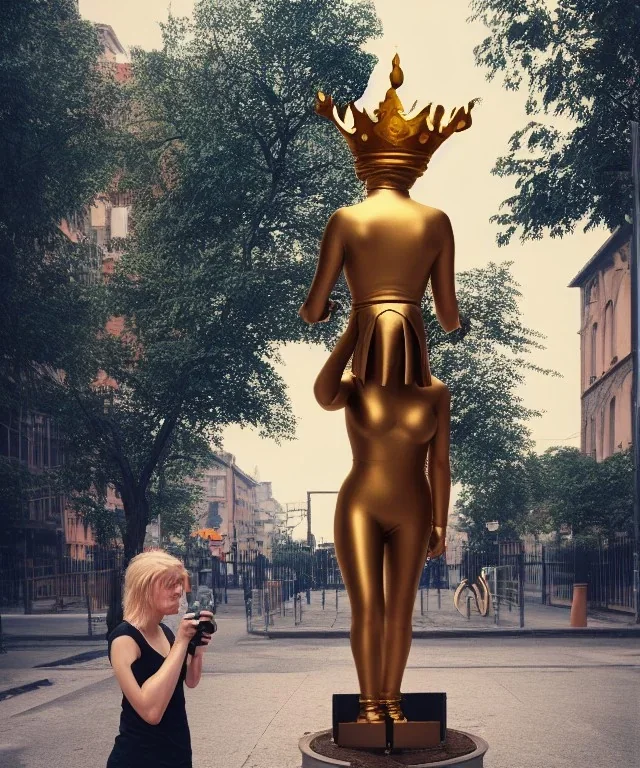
110,206,129,239
589,416,596,459
90,201,107,227
208,476,226,497
590,323,598,381
603,301,615,365
609,398,616,456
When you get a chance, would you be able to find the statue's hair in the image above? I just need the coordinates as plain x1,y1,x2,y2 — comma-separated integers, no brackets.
122,550,189,627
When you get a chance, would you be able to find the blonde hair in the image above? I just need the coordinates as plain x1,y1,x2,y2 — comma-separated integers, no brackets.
122,550,189,627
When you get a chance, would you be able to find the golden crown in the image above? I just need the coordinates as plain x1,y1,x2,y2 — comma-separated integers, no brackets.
316,55,477,185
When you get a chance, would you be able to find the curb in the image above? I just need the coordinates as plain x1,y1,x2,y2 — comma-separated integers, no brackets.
3,634,107,643
5,626,640,643
249,627,640,640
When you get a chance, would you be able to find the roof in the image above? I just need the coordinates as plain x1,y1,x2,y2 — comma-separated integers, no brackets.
95,23,126,56
568,224,632,288
211,451,259,487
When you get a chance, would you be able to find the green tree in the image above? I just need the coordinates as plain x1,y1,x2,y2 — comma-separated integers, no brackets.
0,1,121,525
54,0,381,565
532,447,633,538
0,0,121,399
426,261,553,490
469,0,638,244
457,446,634,544
424,262,556,544
420,262,553,543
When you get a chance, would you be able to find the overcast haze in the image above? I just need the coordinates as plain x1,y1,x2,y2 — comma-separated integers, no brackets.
80,0,609,544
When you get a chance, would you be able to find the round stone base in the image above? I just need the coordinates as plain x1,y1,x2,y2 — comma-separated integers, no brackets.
299,728,488,768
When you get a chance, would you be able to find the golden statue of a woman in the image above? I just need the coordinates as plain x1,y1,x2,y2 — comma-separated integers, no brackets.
299,56,475,725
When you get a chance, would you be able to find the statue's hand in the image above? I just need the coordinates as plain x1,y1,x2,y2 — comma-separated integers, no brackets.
427,525,446,559
449,314,471,343
319,299,339,323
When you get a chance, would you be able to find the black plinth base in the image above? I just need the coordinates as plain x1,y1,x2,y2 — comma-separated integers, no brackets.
332,693,446,750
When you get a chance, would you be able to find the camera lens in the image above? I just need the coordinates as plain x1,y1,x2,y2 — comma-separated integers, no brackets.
199,618,216,634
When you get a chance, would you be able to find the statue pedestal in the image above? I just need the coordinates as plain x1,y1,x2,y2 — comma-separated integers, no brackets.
333,693,446,749
299,729,489,768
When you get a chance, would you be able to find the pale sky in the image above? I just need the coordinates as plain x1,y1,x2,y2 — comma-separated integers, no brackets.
80,0,608,544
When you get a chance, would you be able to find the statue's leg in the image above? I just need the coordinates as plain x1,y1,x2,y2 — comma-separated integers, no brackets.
334,503,385,707
380,519,430,713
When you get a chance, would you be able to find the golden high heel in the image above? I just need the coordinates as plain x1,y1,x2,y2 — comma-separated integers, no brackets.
381,695,407,722
357,696,385,723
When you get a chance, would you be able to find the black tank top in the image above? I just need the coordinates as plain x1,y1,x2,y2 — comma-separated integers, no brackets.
107,621,191,768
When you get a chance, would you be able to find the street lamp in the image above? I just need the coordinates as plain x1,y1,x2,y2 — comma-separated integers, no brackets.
486,521,500,565
486,521,500,624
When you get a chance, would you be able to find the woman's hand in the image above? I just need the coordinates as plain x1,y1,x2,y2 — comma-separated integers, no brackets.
194,633,212,656
176,612,199,646
194,610,214,657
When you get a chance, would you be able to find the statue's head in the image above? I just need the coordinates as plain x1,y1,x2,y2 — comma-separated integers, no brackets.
316,55,477,192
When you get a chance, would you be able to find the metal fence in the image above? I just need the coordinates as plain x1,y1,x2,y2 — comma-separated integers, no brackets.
522,537,635,612
0,547,124,614
0,535,634,626
445,537,635,613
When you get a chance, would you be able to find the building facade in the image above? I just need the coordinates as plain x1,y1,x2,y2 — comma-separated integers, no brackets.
195,453,282,559
255,481,283,559
0,409,66,565
569,226,633,461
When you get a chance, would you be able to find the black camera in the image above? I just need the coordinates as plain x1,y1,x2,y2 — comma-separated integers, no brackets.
186,590,217,655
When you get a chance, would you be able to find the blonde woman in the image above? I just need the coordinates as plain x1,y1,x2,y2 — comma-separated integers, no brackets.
106,551,213,768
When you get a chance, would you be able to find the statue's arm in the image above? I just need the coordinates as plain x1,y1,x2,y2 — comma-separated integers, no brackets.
313,315,357,411
430,213,461,333
427,384,452,558
299,211,345,323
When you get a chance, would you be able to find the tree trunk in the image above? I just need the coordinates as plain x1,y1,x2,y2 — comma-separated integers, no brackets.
106,486,150,635
123,491,150,563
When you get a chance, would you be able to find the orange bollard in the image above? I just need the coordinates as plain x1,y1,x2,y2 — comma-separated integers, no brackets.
569,583,588,627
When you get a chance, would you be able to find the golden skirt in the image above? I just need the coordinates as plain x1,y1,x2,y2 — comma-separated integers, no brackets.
350,301,431,387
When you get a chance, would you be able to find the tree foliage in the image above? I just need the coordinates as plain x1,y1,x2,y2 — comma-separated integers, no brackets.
0,1,122,526
0,0,121,401
427,261,553,488
530,446,634,538
458,446,634,543
427,261,554,541
55,0,381,562
469,0,639,244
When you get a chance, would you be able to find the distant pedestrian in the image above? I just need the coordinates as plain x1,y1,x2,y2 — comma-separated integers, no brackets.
106,551,213,768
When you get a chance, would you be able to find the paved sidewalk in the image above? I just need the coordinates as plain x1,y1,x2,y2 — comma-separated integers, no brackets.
1,615,638,768
249,587,640,638
2,588,638,643
0,590,248,642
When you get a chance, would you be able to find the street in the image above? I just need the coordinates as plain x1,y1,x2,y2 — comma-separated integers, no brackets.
1,605,639,768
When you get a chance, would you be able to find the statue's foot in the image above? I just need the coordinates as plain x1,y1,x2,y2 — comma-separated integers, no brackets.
381,695,407,722
357,697,384,723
